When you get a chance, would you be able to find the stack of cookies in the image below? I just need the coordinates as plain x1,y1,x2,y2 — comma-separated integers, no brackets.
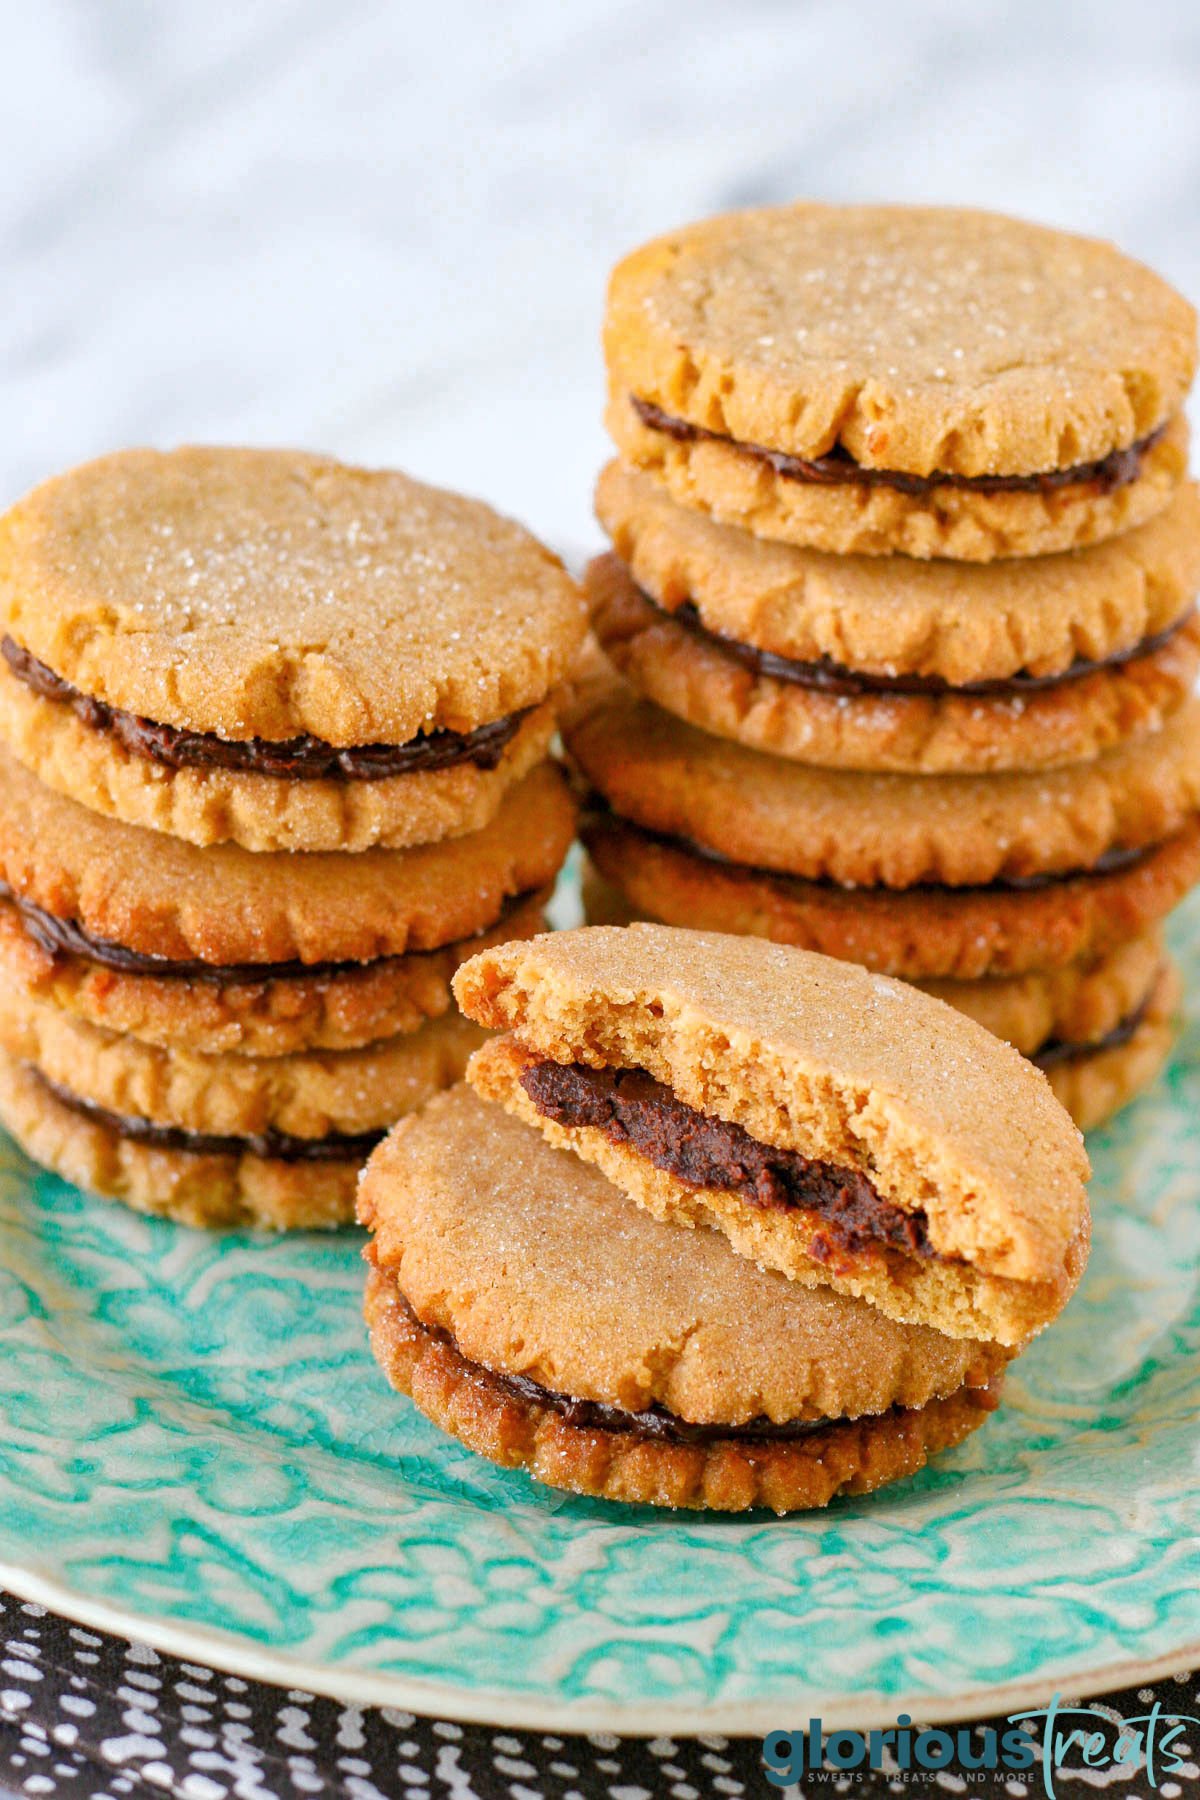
0,447,584,1227
358,925,1091,1513
576,203,1200,1129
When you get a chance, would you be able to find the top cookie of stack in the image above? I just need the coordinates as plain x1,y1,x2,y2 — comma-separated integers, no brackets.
0,446,584,852
583,204,1200,1135
605,202,1194,561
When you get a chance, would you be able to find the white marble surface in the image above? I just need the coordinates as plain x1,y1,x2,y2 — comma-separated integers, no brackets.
3,1,1198,552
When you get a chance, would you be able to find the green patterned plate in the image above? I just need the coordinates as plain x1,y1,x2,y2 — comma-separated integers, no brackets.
3,887,1199,1734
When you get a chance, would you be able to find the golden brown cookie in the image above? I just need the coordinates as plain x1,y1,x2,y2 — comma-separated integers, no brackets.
0,978,483,1139
596,463,1200,685
0,447,586,850
588,552,1200,774
364,1265,998,1514
0,744,575,968
564,662,1200,888
1042,959,1179,1131
359,1086,1008,1512
582,809,1200,980
0,1050,359,1231
0,661,557,853
610,400,1187,561
605,203,1195,557
455,926,1090,1344
0,888,548,1058
0,448,585,740
927,935,1164,1058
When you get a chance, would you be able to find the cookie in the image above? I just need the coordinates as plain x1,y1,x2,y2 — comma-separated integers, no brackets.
610,399,1187,562
0,887,549,1058
0,661,557,853
582,809,1200,980
0,1050,358,1231
455,926,1090,1344
0,744,575,968
564,663,1200,888
1041,959,1179,1132
604,203,1195,558
0,447,585,850
0,978,483,1139
926,934,1164,1059
588,552,1200,774
596,463,1200,686
359,1085,1008,1512
580,861,1163,1060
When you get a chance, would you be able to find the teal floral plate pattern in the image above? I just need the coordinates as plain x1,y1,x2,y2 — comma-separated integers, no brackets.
3,892,1199,1734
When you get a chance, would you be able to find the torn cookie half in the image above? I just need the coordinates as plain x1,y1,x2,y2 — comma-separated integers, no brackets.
454,924,1091,1346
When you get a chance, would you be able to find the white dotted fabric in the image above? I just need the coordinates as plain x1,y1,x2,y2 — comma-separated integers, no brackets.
0,1596,1195,1798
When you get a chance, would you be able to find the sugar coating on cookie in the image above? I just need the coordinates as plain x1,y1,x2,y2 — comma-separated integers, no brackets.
605,204,1196,477
453,924,1090,1346
358,1086,1007,1510
0,447,587,743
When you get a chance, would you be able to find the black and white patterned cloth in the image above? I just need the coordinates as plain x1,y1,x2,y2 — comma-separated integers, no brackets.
0,1595,1196,1798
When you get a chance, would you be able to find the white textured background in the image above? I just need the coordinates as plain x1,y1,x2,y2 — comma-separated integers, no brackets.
3,0,1198,550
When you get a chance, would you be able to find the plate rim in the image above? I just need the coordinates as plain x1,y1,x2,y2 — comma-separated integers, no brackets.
8,1559,1198,1739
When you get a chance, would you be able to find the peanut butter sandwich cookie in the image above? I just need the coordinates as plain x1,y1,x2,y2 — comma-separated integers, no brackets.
582,806,1200,984
456,926,1090,1347
605,203,1195,560
0,447,585,851
359,1085,1011,1512
0,744,574,1057
590,471,1200,773
0,975,483,1230
565,661,1200,892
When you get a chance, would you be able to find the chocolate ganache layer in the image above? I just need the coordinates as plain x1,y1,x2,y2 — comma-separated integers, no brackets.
631,397,1165,498
582,809,1152,896
663,597,1193,700
1,637,527,781
520,1060,933,1260
1033,988,1155,1071
0,880,539,985
36,1069,385,1163
395,1294,964,1444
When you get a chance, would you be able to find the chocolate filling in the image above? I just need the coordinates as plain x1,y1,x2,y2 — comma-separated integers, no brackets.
34,1069,385,1163
1,637,527,781
0,880,538,986
663,596,1193,700
1033,990,1154,1070
583,809,1151,896
632,397,1164,497
399,1297,855,1444
520,1060,933,1260
400,1296,1005,1445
